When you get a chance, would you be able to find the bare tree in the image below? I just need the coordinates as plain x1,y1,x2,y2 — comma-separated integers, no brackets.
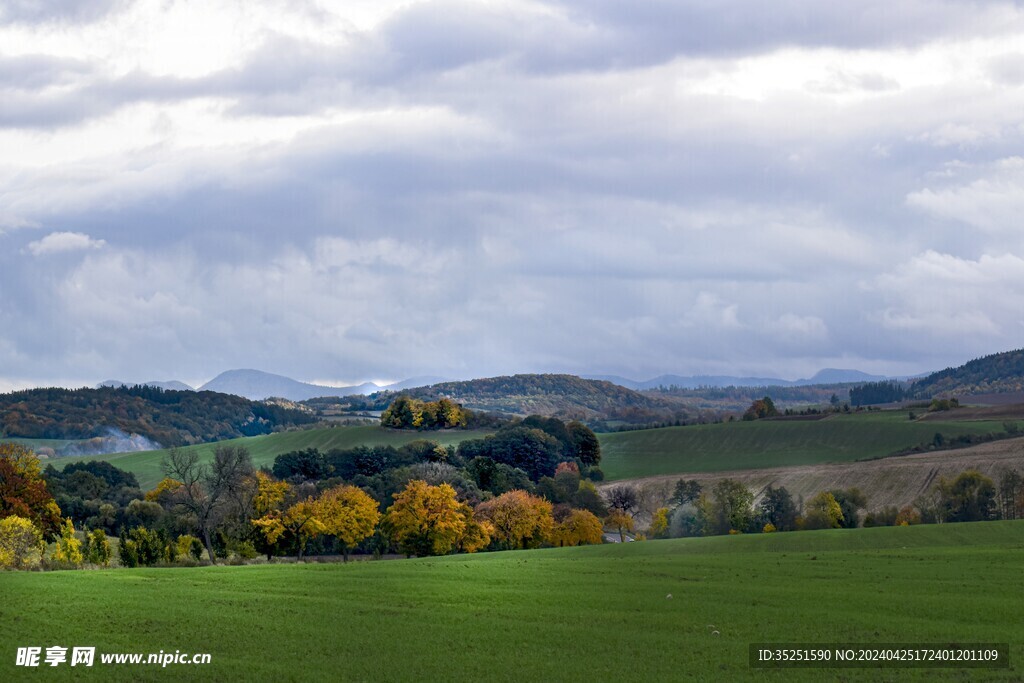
161,445,254,564
605,484,639,515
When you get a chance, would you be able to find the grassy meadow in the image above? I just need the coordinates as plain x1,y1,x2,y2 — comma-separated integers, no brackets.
2,521,1021,681
53,426,494,490
599,411,1021,480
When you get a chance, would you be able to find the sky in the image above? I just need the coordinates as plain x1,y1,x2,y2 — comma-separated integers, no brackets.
3,0,1024,390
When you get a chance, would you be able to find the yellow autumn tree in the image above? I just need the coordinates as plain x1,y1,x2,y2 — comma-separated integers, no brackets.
283,497,327,559
475,490,553,550
802,491,844,530
383,480,469,557
250,472,293,558
552,508,603,547
605,510,634,543
145,477,184,503
53,518,84,567
648,507,670,539
0,515,44,569
316,485,380,561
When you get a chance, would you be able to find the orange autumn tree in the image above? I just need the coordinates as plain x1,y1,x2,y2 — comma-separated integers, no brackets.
383,480,479,557
475,490,553,550
552,508,603,547
0,443,61,537
316,484,380,562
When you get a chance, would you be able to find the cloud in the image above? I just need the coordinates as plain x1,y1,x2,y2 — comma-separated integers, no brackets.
26,231,106,256
0,0,124,24
907,157,1024,231
870,250,1024,339
3,0,1024,387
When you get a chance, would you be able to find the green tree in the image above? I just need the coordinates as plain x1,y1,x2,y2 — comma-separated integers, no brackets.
702,479,754,535
936,471,996,522
85,528,112,566
802,491,844,530
759,485,797,531
671,479,702,507
568,421,601,465
828,487,868,528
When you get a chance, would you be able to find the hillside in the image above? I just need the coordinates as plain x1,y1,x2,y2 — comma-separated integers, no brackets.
607,434,1024,514
2,523,1022,681
598,410,1021,480
390,373,684,422
0,385,316,449
588,368,885,391
55,425,493,489
912,348,1024,398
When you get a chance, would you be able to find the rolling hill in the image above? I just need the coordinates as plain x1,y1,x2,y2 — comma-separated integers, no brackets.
911,348,1024,398
607,434,1024,516
53,425,494,489
598,410,1022,480
391,373,683,421
0,385,315,448
587,368,887,390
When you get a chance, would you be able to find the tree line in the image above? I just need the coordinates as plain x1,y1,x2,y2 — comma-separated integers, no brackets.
0,416,614,568
609,466,1024,542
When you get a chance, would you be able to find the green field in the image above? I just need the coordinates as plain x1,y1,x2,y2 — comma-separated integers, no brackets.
47,410,1022,490
599,411,1021,480
2,521,1022,681
53,426,493,490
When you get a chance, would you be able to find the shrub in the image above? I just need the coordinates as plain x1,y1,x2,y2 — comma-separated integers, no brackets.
0,516,44,570
85,529,111,566
53,518,84,568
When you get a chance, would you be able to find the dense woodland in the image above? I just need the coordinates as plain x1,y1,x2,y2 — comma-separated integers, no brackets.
910,348,1024,397
849,381,907,406
0,386,315,446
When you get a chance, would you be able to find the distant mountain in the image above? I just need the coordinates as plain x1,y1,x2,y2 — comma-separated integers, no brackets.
393,373,683,421
795,369,887,385
381,376,449,391
199,369,379,401
98,379,195,391
586,368,886,390
911,349,1024,398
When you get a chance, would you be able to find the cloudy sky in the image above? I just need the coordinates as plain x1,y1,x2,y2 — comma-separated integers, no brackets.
2,0,1024,390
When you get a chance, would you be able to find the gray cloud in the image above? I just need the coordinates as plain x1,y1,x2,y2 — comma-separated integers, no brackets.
0,0,124,24
3,1,1024,387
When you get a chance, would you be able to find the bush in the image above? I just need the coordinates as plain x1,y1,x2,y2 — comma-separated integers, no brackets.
0,516,44,570
85,529,111,566
53,518,84,568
